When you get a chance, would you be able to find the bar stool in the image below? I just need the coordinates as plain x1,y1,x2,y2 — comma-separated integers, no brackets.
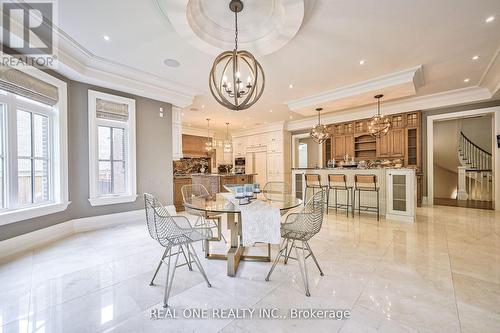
354,174,380,221
304,174,327,204
327,174,354,217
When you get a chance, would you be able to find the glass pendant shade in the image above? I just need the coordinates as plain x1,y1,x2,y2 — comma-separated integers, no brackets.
209,0,265,111
368,94,392,138
223,122,233,153
205,118,213,152
310,107,330,144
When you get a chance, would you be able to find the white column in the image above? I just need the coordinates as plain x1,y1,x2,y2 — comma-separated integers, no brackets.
457,166,468,200
172,106,183,161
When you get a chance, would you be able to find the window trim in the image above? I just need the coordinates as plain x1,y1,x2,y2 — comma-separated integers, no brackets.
88,90,136,206
0,64,69,226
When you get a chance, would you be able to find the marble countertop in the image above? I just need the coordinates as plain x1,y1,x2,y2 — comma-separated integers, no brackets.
175,173,257,179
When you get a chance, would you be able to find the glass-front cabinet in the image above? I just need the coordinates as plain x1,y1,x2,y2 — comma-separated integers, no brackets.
386,169,416,222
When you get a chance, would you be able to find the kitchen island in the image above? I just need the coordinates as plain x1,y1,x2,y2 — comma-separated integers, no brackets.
174,173,256,211
292,168,416,222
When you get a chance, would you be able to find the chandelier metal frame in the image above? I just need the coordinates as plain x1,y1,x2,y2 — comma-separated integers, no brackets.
368,94,392,138
310,107,330,144
209,0,265,111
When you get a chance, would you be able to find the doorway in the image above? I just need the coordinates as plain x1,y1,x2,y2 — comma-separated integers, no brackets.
427,107,499,210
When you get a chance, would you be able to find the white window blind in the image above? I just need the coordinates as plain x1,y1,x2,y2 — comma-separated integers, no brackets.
0,64,59,106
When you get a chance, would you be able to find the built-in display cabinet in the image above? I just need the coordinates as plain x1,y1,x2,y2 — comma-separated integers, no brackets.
386,168,416,222
323,111,421,168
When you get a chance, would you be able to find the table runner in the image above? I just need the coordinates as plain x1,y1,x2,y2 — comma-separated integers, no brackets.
221,193,281,246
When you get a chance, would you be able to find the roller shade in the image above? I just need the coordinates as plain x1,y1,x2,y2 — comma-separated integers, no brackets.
96,98,129,122
0,64,58,106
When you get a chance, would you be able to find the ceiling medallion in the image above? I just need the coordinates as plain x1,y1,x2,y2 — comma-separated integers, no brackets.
310,108,330,144
209,0,265,111
368,94,392,138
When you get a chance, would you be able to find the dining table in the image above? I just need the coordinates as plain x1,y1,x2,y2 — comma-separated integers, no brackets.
183,191,302,276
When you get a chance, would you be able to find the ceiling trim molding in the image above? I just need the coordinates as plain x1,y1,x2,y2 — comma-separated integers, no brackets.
54,28,199,107
286,65,424,111
286,86,492,131
232,121,286,138
479,44,500,97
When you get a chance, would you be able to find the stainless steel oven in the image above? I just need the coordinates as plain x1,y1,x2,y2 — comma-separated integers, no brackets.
234,157,245,174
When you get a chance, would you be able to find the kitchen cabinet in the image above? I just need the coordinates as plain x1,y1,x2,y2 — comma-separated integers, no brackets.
377,133,390,157
390,128,405,157
267,153,284,181
173,177,192,212
220,176,236,191
386,169,415,222
333,135,354,159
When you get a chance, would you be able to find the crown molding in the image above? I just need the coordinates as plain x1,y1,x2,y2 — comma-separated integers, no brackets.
479,44,500,97
286,86,492,131
286,65,424,113
54,28,199,107
232,121,286,138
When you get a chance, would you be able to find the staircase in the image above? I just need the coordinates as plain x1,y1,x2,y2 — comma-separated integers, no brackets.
457,132,493,201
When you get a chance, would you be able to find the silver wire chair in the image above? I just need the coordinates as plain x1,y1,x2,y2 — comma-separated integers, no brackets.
144,193,212,307
265,190,326,296
181,184,227,243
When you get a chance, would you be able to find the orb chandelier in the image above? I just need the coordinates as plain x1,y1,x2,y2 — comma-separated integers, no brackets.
223,122,233,153
209,0,265,111
310,108,330,144
368,94,392,138
205,118,213,152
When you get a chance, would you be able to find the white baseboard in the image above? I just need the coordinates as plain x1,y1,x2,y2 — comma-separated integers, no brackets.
0,209,145,261
0,221,74,262
72,209,144,232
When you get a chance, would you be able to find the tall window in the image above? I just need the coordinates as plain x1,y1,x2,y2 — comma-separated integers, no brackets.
0,105,5,209
0,64,68,225
88,90,136,206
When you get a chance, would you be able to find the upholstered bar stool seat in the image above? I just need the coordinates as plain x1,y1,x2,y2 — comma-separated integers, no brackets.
354,174,380,221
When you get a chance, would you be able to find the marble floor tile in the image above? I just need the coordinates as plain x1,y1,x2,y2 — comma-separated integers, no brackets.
1,204,499,332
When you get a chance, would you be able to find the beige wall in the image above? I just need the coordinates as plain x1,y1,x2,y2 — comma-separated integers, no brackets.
433,165,458,199
0,74,173,241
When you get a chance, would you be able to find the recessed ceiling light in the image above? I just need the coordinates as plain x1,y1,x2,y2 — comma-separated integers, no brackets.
289,83,294,89
463,78,470,83
359,60,366,65
485,16,495,23
163,58,180,68
181,112,185,116
472,55,480,61
289,115,293,120
269,109,273,113
103,35,110,41
201,104,205,109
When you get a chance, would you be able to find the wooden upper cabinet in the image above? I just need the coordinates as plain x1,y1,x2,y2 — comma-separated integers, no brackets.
377,134,391,157
345,135,354,157
390,129,405,157
182,134,210,157
391,115,404,128
354,121,366,133
332,135,354,158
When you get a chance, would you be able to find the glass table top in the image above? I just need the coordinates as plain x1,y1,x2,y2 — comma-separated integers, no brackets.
183,192,302,214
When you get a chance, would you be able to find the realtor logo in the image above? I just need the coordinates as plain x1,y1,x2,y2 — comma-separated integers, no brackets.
1,1,58,67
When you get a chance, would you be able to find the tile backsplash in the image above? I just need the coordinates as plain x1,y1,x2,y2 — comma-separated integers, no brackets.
173,157,211,175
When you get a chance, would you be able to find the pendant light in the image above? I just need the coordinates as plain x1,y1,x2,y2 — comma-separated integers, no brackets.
223,122,233,153
310,108,329,144
368,94,392,138
208,0,265,111
205,118,213,152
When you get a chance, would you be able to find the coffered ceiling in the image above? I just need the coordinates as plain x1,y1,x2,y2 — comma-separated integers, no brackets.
55,0,500,134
